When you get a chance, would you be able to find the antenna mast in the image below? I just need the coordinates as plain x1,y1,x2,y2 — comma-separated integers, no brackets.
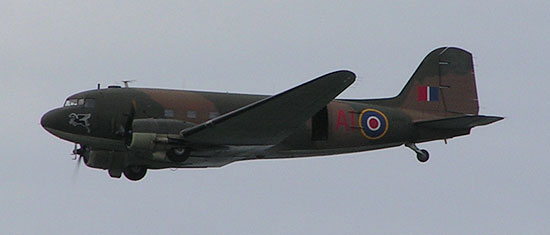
122,80,136,88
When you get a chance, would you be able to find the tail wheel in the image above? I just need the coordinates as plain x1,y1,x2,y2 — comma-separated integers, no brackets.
167,148,191,162
405,143,430,163
416,150,430,163
123,166,147,181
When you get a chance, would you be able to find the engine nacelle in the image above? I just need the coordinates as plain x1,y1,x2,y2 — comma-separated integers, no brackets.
128,119,194,151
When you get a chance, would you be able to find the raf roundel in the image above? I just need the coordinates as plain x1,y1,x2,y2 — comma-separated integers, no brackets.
358,109,389,140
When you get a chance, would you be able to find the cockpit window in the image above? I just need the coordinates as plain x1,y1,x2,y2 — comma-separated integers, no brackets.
64,98,95,108
64,99,78,107
84,99,95,108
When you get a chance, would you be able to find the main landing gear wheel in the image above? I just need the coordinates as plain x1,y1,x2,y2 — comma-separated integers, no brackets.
123,166,147,181
167,147,191,162
405,143,430,163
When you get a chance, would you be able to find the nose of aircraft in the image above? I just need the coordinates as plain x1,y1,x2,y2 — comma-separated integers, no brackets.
41,110,52,130
41,109,60,132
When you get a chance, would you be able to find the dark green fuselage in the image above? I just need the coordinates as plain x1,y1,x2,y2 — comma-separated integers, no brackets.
41,86,466,170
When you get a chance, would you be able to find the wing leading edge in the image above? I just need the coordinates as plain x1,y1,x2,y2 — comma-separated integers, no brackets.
181,70,356,145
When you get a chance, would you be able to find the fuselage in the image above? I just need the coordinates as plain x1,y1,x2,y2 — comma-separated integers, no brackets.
42,86,453,170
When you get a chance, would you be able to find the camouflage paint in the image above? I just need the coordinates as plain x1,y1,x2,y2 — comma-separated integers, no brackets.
41,47,502,180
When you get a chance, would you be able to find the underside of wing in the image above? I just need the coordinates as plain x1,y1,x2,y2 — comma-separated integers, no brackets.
180,70,356,145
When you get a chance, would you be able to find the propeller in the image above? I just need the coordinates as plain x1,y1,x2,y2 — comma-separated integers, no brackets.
72,154,83,180
71,143,85,182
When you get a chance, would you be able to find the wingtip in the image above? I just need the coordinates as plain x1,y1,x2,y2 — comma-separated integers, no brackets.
330,70,356,85
334,70,356,77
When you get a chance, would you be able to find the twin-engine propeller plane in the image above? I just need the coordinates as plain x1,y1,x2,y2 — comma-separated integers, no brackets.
41,47,502,181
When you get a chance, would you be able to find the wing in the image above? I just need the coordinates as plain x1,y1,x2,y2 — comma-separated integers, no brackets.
180,70,356,145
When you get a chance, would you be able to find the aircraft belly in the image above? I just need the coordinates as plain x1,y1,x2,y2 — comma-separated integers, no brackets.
270,143,403,159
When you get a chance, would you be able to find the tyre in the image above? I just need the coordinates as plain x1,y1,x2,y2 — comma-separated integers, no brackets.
416,150,429,163
123,166,147,181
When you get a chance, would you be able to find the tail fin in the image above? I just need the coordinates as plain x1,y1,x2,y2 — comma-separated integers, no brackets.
395,47,479,119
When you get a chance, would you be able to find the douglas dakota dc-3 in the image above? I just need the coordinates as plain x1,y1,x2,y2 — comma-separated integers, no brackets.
41,47,502,181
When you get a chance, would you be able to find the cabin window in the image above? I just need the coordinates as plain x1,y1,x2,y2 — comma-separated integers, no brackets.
78,99,85,106
84,99,96,108
187,110,197,119
164,109,174,118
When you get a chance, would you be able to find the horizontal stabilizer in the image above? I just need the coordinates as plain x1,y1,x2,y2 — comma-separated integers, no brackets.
181,71,356,145
415,115,503,130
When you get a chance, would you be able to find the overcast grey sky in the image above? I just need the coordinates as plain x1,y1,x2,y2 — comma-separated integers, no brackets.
1,1,548,234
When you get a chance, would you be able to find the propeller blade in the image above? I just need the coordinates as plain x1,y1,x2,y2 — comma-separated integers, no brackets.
72,155,82,183
71,143,78,160
71,144,85,183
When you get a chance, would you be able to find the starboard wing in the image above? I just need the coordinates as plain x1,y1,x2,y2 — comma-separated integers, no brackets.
180,70,356,145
